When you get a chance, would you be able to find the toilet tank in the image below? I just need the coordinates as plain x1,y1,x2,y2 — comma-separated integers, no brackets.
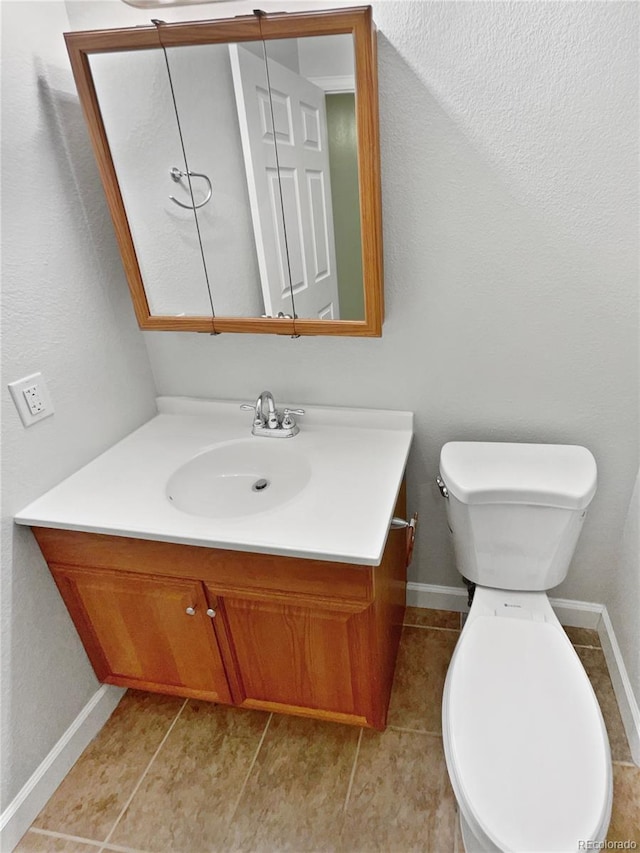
439,442,597,591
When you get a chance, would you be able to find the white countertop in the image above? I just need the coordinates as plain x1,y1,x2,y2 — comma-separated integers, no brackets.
15,397,413,566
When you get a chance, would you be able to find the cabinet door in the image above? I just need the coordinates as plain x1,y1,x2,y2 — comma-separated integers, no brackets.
211,593,375,726
52,565,232,703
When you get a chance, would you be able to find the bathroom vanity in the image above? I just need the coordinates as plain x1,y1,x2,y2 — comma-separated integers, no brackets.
16,399,413,730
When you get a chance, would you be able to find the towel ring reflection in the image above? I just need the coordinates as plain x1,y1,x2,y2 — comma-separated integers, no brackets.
169,166,212,210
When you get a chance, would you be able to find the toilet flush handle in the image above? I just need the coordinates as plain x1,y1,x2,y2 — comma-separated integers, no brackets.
436,475,449,499
390,514,418,567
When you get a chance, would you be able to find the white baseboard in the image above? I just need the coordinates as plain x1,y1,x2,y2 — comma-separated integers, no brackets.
407,583,639,767
598,608,640,766
406,582,602,628
406,582,469,613
0,684,125,852
547,596,603,629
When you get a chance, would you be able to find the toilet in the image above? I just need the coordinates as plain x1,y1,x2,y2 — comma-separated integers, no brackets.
438,442,612,853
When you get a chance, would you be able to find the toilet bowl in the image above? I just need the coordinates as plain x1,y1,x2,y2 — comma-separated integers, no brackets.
438,442,612,852
443,587,612,852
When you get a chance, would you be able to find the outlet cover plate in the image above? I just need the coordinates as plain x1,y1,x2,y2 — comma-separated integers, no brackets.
8,373,54,427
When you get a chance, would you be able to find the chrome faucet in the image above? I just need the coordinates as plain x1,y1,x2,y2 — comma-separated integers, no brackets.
240,391,305,438
255,390,279,430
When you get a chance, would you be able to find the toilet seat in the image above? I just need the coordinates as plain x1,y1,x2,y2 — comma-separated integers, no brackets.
443,590,612,852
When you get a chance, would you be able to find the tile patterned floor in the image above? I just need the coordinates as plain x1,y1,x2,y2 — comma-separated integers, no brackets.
16,608,640,853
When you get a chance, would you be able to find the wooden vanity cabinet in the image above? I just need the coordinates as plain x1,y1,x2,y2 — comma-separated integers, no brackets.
212,580,377,726
33,486,408,730
50,566,232,703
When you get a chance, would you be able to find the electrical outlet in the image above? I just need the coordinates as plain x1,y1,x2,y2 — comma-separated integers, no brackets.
23,384,45,415
8,373,54,427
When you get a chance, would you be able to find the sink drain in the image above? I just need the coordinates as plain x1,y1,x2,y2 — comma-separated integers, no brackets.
252,478,269,492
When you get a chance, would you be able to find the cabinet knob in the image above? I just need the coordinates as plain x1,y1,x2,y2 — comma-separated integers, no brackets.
206,608,216,618
185,606,196,616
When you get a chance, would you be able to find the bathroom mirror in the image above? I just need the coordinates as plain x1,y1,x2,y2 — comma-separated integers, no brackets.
64,7,383,336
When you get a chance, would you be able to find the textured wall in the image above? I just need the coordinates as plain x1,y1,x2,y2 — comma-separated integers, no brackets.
142,0,639,607
1,1,157,809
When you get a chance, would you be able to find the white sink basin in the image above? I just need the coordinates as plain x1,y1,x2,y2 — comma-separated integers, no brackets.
15,398,413,564
166,439,312,519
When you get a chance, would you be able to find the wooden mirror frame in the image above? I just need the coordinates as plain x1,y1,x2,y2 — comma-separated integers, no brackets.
65,6,383,337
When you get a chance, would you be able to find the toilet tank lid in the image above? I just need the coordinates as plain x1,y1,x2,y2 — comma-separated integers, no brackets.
439,442,597,509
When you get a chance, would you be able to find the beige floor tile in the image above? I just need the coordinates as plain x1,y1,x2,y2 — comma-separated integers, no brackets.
564,625,601,647
222,714,359,852
607,763,640,845
576,647,633,763
403,607,460,630
109,701,269,852
387,626,459,733
14,830,99,852
340,729,457,852
32,691,184,842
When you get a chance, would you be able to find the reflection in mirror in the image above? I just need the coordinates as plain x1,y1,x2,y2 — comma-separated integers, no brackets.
261,35,364,321
165,41,295,319
65,7,382,335
90,49,215,318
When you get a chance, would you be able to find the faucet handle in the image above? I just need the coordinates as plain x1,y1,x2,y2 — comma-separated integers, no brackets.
240,402,265,428
282,408,305,430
